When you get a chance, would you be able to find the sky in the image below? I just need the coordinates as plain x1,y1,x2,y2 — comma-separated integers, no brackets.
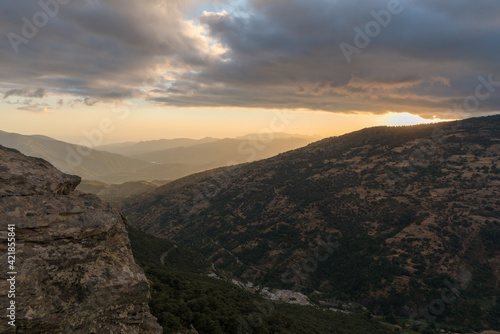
1,0,499,144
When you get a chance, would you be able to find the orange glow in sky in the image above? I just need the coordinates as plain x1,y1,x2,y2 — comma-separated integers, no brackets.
0,98,455,144
381,113,451,127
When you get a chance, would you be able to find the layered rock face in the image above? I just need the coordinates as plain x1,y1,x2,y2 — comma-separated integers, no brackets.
0,146,162,333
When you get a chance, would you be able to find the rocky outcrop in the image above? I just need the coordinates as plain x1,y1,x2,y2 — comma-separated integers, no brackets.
0,145,162,333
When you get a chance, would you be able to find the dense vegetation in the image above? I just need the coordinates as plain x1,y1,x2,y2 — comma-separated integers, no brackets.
127,225,397,334
123,116,500,332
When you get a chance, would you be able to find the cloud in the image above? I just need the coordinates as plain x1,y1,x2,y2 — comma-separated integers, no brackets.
152,0,500,117
0,0,499,118
17,104,50,113
83,97,99,106
3,88,46,99
66,97,100,107
0,0,214,100
2,87,49,112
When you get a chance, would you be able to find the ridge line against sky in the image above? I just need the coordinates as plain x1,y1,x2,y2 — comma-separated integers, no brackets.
0,0,499,142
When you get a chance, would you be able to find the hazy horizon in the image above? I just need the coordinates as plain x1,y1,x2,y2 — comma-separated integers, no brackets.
1,111,450,145
2,0,498,146
1,1,499,332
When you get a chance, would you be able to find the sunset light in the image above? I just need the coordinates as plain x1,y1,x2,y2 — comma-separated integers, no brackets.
382,113,452,127
0,2,499,332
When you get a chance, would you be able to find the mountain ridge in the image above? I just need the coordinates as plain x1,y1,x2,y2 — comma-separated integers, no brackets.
96,137,219,156
121,115,500,331
131,137,312,165
0,130,316,184
0,130,154,182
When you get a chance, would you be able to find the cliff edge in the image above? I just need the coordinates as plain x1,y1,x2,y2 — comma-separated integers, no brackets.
0,145,162,333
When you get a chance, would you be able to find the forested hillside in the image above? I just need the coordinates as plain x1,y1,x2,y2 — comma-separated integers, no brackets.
123,116,500,332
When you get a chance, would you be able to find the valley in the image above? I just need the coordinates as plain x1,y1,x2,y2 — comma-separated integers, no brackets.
0,130,316,184
121,115,500,332
2,1,499,333
1,116,499,333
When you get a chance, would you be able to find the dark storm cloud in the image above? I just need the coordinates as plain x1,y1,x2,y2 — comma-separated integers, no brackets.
1,0,499,117
161,0,500,117
0,0,215,101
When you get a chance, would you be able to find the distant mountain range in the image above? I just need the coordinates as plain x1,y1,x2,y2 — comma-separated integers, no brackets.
96,133,320,165
121,115,500,330
130,137,315,165
0,130,154,182
3,123,497,333
96,137,219,156
0,130,317,184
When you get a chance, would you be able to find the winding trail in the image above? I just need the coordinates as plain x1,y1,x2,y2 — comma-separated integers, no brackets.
160,245,178,266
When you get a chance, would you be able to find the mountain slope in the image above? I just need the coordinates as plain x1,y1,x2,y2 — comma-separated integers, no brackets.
121,115,500,331
126,225,398,334
0,130,154,182
0,131,315,184
0,131,228,184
